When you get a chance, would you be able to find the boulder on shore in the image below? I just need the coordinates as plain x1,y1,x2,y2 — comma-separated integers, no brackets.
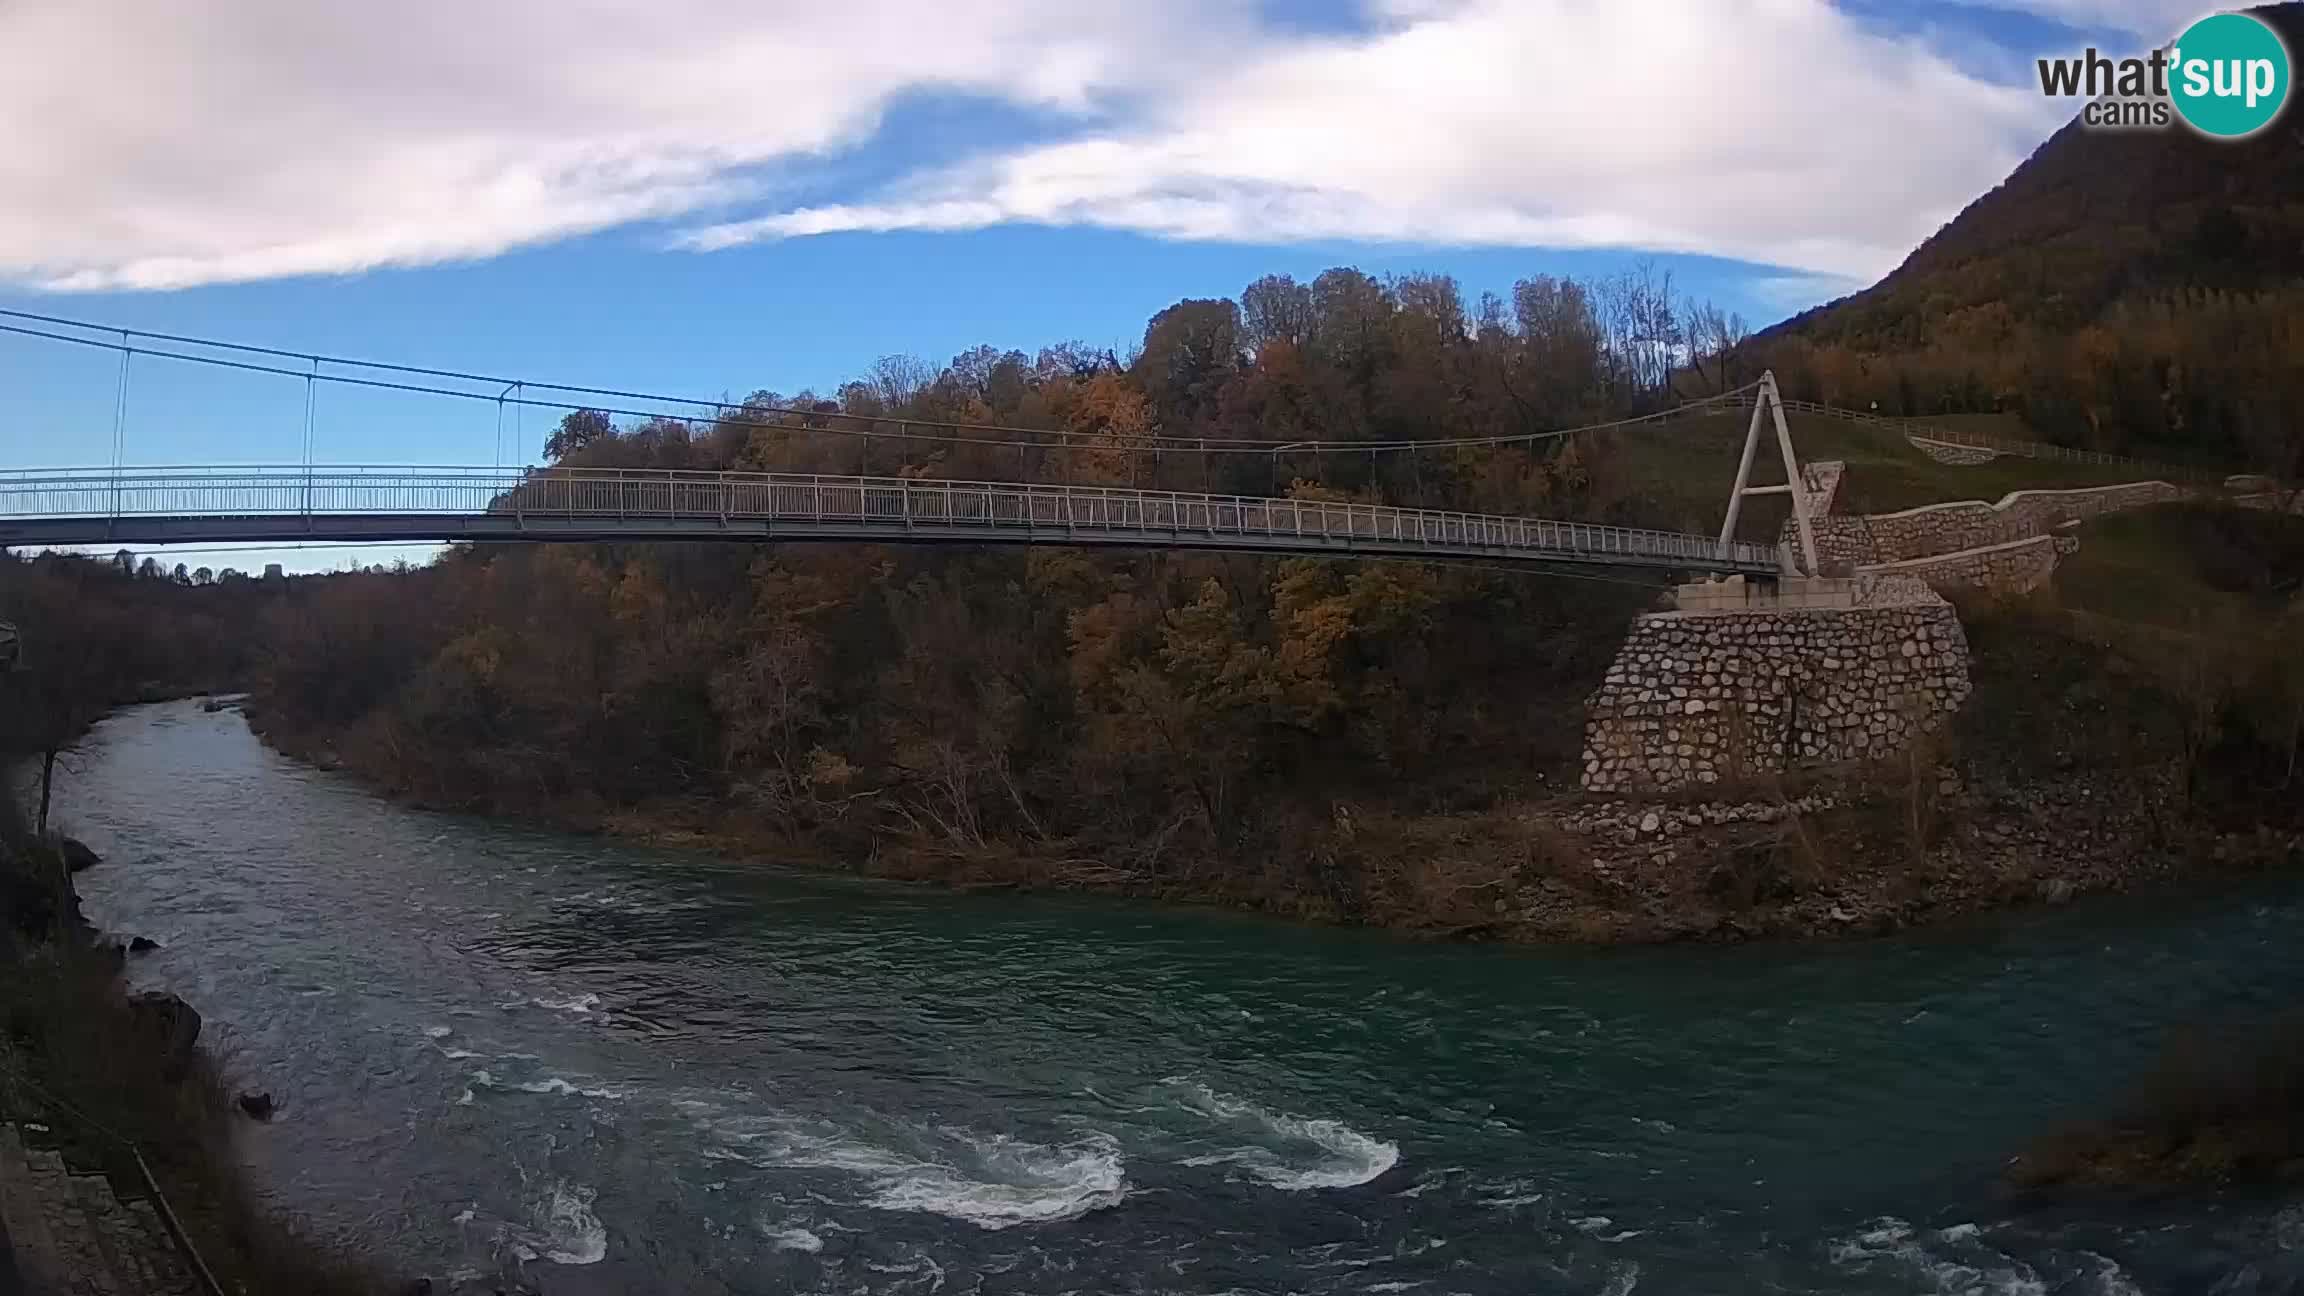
59,838,100,874
127,991,202,1082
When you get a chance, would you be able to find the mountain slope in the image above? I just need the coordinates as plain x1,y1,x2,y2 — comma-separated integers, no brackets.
1751,2,2304,469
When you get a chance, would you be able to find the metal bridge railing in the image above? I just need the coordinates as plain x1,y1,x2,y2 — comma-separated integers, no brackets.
0,466,1780,570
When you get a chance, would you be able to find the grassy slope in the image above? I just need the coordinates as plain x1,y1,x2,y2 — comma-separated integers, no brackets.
1592,410,2171,541
1891,412,2036,441
1991,629,2304,1193
2054,503,2304,629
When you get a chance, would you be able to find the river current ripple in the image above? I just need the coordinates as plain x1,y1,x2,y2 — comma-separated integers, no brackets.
48,701,2304,1294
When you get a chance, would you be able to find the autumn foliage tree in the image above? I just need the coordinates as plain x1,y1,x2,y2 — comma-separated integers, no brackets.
0,552,264,830
240,252,2304,920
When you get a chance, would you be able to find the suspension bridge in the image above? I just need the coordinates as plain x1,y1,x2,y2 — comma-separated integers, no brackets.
0,465,1782,573
0,311,1807,577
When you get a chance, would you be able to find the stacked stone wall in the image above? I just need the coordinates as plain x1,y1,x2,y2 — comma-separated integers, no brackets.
1581,600,1972,794
1785,480,2189,565
1801,461,1845,515
1859,533,2077,596
1769,461,1856,567
1909,436,2002,465
1806,521,1876,568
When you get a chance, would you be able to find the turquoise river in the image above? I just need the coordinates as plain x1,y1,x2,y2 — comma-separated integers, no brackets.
52,700,2304,1294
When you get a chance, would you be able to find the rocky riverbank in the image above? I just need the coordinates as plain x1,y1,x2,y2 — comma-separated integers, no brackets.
2007,1017,2304,1194
0,822,395,1295
1527,767,2300,942
247,700,2302,947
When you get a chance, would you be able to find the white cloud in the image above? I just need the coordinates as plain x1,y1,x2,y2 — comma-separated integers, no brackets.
2,0,2071,292
0,0,1252,290
683,0,2066,280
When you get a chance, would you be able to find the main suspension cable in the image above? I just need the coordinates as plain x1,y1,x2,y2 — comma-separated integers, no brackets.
0,307,1760,459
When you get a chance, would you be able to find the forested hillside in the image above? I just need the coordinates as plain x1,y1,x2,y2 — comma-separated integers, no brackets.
250,265,1740,925
1754,2,2304,474
0,553,267,828
227,243,2304,933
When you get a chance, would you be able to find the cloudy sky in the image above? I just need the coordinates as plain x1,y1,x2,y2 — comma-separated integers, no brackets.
3,0,2199,293
0,0,2200,565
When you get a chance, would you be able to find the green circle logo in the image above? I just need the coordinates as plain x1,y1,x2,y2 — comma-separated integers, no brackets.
2169,11,2292,138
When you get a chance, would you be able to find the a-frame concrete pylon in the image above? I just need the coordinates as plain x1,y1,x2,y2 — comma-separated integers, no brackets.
1717,370,1820,575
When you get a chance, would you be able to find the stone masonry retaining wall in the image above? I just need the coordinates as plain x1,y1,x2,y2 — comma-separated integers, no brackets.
1784,480,2189,566
1909,436,2002,465
1858,533,2080,596
2238,490,2304,515
1581,598,1972,793
1802,461,1845,515
1765,461,1849,566
1586,450,2266,795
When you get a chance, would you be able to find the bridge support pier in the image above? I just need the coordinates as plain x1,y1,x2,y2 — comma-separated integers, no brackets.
1580,579,1971,795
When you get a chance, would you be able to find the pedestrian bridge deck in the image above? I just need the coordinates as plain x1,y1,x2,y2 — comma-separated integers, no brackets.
0,466,1782,574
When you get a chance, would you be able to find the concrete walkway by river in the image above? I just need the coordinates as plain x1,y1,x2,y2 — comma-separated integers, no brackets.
0,1125,201,1296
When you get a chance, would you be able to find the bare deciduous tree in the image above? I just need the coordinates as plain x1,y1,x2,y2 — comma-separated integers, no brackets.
868,353,937,413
